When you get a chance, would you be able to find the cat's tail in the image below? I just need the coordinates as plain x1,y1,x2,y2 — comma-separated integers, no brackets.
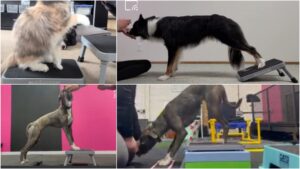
1,53,17,74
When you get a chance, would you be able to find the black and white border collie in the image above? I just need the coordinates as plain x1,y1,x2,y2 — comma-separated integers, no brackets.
129,14,265,81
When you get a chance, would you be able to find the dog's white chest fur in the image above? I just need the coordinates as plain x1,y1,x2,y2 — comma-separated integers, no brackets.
67,108,72,125
147,18,159,36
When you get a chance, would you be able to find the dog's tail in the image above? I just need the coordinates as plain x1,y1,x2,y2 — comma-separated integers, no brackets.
228,47,244,70
1,53,17,74
221,88,242,109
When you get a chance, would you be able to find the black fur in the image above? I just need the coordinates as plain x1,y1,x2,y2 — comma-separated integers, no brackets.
129,14,262,72
62,26,77,50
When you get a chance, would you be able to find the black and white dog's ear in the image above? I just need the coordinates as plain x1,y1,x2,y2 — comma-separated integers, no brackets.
139,14,144,20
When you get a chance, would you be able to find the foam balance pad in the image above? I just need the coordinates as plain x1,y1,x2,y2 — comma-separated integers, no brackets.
2,59,84,84
260,145,299,168
184,143,251,168
237,59,298,83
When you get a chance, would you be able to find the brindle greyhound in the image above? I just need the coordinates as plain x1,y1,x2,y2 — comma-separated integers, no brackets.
136,85,242,166
20,88,80,164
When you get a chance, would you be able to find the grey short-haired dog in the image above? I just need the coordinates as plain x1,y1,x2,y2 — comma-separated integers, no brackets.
20,89,80,164
136,85,242,166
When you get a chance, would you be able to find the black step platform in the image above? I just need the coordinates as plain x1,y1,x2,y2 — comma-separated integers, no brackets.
2,59,84,84
237,59,298,83
187,143,244,152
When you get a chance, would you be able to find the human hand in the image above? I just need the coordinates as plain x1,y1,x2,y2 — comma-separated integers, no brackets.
118,19,131,32
97,85,116,90
64,85,80,92
118,19,136,39
124,137,139,154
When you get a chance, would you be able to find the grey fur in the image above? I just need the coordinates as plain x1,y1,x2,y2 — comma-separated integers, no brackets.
137,85,242,163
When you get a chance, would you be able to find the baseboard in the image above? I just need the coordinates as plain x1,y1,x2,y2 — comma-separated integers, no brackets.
151,61,299,64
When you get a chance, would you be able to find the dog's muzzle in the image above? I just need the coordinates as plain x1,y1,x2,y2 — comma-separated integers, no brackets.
59,90,73,109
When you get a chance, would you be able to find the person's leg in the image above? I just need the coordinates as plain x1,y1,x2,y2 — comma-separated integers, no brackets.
131,107,142,140
117,132,129,168
117,60,151,81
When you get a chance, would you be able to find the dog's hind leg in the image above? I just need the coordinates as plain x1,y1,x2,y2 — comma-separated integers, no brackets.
215,22,265,68
216,114,229,143
244,46,265,68
20,126,40,164
223,33,264,68
233,42,265,68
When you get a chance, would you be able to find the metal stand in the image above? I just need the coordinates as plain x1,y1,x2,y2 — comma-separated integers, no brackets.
64,150,97,166
78,34,116,84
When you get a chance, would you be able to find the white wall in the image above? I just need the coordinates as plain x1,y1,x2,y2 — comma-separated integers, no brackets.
135,85,262,121
117,1,299,62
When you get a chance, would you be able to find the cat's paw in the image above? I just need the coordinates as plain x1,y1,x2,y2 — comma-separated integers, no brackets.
55,64,63,70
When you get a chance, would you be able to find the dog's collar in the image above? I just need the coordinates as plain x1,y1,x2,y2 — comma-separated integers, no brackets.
149,129,162,142
64,105,72,109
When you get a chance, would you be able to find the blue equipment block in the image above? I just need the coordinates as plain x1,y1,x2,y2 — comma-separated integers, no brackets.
260,145,299,168
215,122,246,131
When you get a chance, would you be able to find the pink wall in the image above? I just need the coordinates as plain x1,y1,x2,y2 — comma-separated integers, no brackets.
61,86,116,151
1,85,11,152
262,85,283,123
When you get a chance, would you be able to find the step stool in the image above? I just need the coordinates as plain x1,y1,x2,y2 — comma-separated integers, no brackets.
2,59,84,84
237,59,298,83
64,150,97,166
78,34,116,84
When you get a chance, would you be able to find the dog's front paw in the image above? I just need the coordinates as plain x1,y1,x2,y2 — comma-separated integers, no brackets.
20,159,29,165
257,58,265,68
76,14,90,26
158,74,171,81
71,144,80,150
158,154,173,166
